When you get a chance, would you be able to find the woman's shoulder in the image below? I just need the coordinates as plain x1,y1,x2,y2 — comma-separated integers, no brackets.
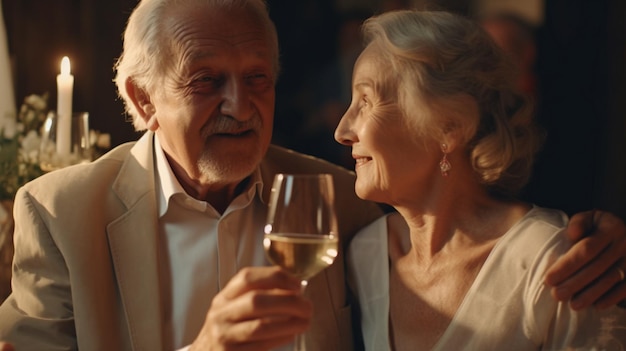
491,206,571,276
504,206,569,248
524,206,569,229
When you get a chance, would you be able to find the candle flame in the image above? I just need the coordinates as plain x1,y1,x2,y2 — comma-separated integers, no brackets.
61,56,71,75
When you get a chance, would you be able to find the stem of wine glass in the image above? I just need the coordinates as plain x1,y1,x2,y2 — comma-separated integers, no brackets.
294,280,308,351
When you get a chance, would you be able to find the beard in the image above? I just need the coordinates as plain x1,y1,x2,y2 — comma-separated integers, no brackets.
196,114,268,185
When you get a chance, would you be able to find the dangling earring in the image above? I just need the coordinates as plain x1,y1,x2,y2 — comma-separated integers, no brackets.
439,143,451,177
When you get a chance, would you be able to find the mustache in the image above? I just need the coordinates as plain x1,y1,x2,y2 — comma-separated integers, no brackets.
201,114,263,135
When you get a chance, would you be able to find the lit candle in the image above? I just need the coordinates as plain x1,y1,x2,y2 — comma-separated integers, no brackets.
56,56,73,155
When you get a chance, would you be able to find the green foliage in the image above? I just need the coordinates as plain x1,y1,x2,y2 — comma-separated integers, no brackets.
0,93,48,200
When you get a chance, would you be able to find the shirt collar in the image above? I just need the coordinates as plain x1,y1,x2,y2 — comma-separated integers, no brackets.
155,135,187,217
154,134,265,217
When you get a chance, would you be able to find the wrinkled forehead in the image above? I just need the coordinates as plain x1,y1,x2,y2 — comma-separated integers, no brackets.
162,3,276,67
168,4,269,43
352,43,397,94
355,43,389,70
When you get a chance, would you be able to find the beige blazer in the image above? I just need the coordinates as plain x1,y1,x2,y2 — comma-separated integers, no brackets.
0,132,383,351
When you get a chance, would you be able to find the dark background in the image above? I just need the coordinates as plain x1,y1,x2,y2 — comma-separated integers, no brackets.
2,0,625,219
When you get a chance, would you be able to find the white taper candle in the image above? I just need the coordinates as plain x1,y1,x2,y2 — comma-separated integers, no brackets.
56,56,73,155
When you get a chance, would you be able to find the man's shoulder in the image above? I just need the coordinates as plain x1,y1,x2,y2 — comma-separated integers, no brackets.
98,140,136,162
23,141,138,197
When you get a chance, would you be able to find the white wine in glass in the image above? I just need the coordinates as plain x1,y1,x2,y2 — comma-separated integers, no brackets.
263,173,339,351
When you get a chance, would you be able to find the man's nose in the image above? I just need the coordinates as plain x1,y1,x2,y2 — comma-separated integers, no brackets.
220,78,251,120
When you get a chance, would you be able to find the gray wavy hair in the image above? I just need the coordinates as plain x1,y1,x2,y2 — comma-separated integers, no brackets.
362,10,544,196
113,0,280,131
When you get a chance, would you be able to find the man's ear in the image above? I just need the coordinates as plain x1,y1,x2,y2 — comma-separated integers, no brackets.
125,78,159,131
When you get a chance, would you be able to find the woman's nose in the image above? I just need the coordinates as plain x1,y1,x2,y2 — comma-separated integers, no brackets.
334,111,355,146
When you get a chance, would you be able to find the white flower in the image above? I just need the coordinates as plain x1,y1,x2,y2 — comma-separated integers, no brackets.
0,93,49,200
21,130,41,154
1,115,16,139
23,94,47,111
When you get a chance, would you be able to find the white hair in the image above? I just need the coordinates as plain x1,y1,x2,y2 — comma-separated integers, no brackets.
113,0,280,130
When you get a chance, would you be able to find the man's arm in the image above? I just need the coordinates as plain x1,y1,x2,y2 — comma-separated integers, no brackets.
0,187,76,349
545,210,626,310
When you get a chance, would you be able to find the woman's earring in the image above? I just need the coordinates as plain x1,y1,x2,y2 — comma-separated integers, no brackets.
439,143,451,177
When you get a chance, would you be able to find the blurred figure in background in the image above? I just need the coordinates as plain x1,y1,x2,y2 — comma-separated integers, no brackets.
480,12,538,98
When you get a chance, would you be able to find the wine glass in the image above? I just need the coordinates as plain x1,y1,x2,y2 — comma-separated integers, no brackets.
263,173,339,350
39,111,92,172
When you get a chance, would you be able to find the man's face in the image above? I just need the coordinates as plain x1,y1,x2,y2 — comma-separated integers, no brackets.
148,4,276,189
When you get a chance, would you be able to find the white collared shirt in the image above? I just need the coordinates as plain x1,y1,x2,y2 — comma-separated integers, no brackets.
153,135,272,349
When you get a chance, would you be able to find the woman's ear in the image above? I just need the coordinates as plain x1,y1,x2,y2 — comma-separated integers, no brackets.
440,121,462,154
125,78,159,131
438,93,478,153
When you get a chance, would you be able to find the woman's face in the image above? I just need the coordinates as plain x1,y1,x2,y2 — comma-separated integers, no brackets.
334,45,441,205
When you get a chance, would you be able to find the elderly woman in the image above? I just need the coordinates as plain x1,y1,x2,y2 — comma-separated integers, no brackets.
334,10,626,350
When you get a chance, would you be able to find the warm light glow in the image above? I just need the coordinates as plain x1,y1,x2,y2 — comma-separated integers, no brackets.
60,56,71,76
